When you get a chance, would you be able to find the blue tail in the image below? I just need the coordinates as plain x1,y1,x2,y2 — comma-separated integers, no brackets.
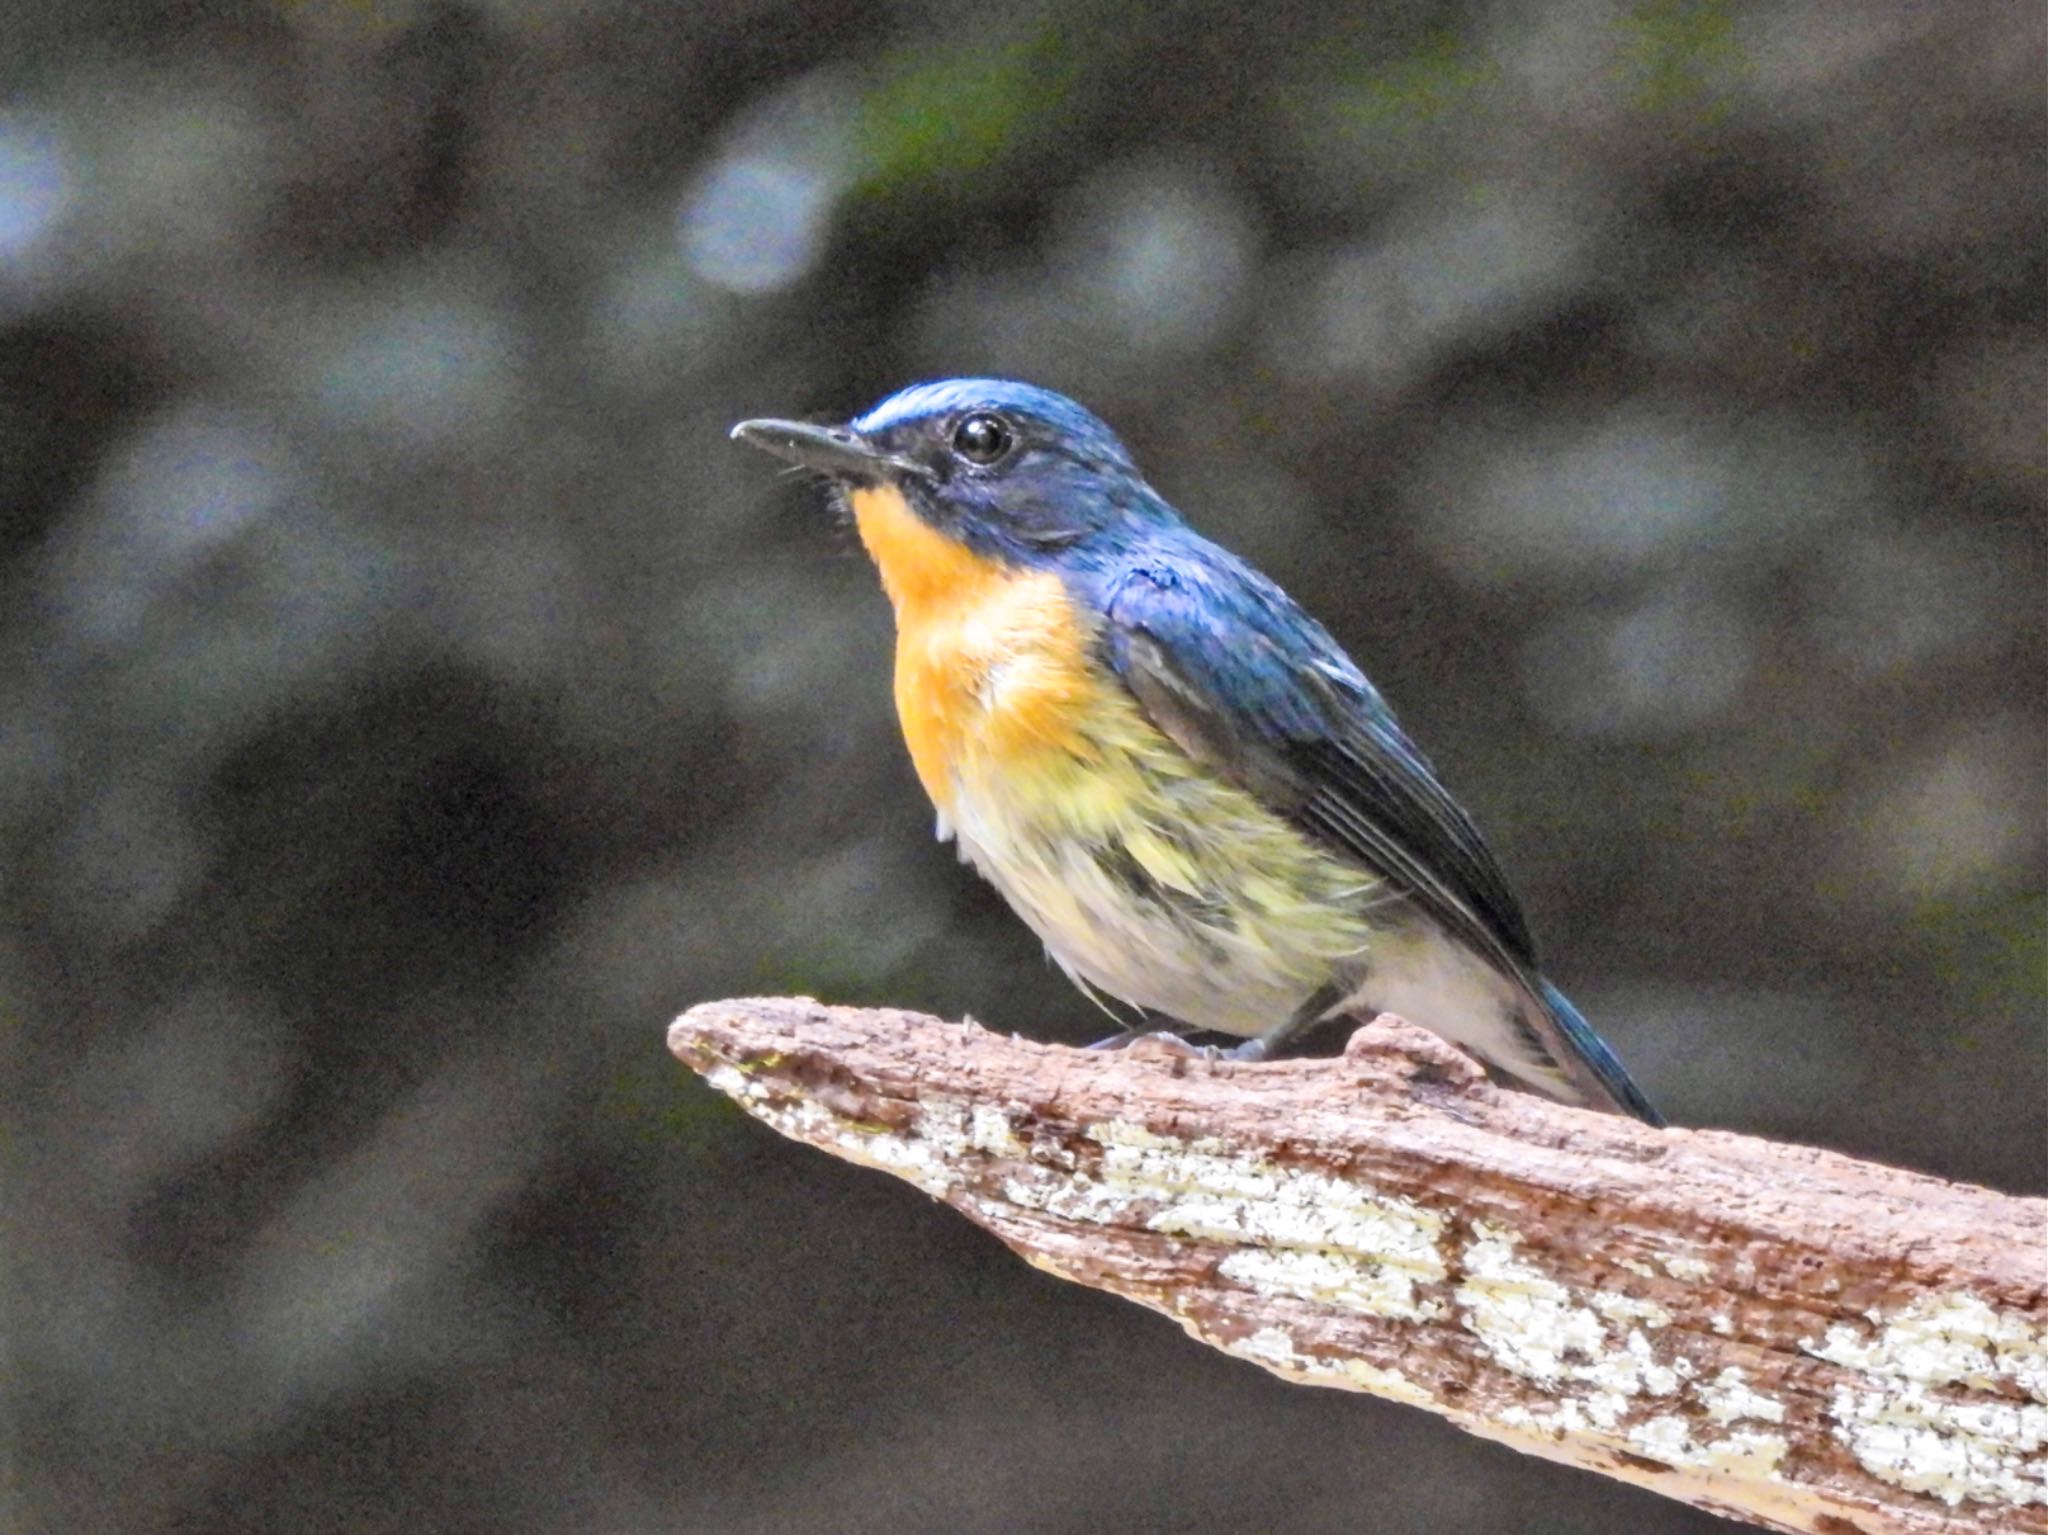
1540,980,1664,1126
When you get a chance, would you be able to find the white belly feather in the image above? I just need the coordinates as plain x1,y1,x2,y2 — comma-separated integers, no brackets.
943,768,1569,1096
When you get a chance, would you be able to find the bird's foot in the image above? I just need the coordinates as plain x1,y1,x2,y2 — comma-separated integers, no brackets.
1089,1027,1228,1064
1086,1023,1181,1052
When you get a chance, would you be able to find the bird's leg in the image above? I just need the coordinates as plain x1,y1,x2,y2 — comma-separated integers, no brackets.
1223,981,1352,1062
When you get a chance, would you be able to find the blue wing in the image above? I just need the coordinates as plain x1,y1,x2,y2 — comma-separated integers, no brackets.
1094,538,1661,1123
1537,980,1664,1126
1098,543,1535,974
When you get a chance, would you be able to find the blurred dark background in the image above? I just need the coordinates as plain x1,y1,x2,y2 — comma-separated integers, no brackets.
5,1,2042,1531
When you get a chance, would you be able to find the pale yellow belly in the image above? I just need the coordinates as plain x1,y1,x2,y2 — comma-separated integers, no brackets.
940,701,1390,1036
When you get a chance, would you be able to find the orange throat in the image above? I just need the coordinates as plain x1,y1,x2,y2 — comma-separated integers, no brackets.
846,484,1096,811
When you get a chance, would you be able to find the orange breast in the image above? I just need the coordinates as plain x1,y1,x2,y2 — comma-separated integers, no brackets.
848,485,1096,810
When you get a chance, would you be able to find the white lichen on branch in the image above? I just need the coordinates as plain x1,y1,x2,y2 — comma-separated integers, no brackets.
674,997,2048,1535
1807,1295,2048,1509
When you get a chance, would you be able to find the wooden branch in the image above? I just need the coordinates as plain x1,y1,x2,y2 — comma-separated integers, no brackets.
669,997,2047,1535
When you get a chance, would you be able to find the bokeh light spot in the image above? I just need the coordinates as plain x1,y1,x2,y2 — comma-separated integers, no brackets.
0,115,72,269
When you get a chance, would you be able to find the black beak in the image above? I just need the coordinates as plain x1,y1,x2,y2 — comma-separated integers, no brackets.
729,418,931,482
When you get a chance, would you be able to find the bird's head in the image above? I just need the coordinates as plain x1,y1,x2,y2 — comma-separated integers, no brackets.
732,379,1174,576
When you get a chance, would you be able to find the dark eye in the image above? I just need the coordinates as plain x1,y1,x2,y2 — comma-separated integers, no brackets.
951,413,1014,465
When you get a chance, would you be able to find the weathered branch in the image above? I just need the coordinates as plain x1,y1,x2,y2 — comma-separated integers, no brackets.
670,997,2047,1535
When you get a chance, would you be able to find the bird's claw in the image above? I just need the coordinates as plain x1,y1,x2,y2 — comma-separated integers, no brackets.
1085,1028,1236,1062
1085,1027,1167,1052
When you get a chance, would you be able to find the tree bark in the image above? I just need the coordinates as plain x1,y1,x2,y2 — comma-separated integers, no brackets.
669,997,2047,1535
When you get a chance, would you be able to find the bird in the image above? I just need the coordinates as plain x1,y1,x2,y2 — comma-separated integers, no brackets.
731,379,1661,1124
